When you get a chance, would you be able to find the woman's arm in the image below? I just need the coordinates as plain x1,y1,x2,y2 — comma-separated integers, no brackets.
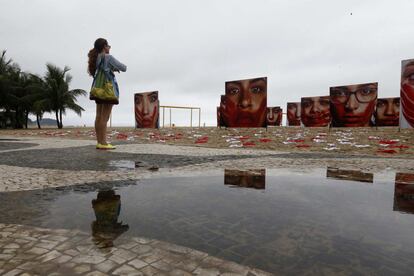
107,55,127,72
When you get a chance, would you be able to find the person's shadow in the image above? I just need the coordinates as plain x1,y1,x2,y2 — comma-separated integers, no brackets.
91,190,129,249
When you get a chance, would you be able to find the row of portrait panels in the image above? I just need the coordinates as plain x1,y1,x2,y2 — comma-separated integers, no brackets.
135,58,413,129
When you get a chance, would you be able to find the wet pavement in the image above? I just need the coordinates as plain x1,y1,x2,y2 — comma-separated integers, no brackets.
1,136,414,275
1,169,414,274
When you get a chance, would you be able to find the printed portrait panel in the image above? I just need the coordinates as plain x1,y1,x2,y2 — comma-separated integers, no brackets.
287,102,301,126
224,169,266,190
134,91,159,128
267,107,282,126
375,97,400,127
400,59,414,128
330,82,378,127
393,173,414,214
221,77,267,128
300,96,331,127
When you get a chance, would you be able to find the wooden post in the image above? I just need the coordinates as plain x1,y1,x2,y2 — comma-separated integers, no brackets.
198,108,201,127
190,109,193,127
169,108,172,127
162,107,165,128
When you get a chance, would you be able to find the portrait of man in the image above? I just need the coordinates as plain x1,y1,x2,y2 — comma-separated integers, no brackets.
300,96,331,127
221,77,267,128
400,59,414,128
330,83,377,127
287,102,301,126
393,173,414,214
267,107,282,126
224,169,266,189
375,97,400,127
134,91,159,128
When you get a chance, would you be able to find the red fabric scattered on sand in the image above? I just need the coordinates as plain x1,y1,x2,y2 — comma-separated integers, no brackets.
379,140,399,145
195,137,209,144
259,138,272,143
296,144,310,148
389,145,410,149
377,149,397,154
116,133,128,140
288,139,305,143
242,141,256,147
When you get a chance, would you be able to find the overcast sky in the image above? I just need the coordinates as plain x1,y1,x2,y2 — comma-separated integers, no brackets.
1,0,414,126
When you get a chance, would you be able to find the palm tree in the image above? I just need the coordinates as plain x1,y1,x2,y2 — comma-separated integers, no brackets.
43,64,86,129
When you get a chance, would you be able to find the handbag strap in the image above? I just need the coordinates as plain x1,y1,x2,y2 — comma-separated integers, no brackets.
93,54,106,80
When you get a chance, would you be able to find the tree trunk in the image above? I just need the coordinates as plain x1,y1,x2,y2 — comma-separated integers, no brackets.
59,109,63,129
36,114,41,129
24,110,28,129
55,110,60,128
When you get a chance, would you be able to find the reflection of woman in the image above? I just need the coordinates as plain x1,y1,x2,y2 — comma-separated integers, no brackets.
301,96,331,127
91,190,129,247
375,98,400,126
88,38,127,150
267,107,282,126
330,83,377,127
221,77,267,127
401,60,414,128
135,91,159,128
287,102,301,126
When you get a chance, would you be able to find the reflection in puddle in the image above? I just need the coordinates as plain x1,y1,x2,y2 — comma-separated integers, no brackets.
91,190,129,247
224,169,265,189
3,169,414,274
394,173,414,214
326,167,373,183
109,160,148,170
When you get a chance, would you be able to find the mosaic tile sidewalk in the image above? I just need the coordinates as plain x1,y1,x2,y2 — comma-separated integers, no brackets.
0,224,271,276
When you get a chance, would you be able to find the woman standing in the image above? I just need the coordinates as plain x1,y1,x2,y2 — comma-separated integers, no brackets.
88,38,127,149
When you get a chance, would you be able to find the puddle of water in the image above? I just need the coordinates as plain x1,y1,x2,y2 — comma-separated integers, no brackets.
1,168,414,274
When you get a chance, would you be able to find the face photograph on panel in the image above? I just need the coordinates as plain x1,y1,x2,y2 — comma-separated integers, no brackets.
401,59,414,128
375,98,400,127
134,91,159,128
221,77,267,128
300,96,331,127
267,107,282,126
287,102,301,126
330,83,378,127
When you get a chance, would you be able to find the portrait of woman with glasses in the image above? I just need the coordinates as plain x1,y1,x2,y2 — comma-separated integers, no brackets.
330,83,378,127
401,59,414,128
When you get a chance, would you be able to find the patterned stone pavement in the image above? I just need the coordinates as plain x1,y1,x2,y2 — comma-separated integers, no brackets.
0,224,271,276
1,135,414,275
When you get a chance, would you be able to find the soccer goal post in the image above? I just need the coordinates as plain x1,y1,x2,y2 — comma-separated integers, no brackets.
160,105,201,127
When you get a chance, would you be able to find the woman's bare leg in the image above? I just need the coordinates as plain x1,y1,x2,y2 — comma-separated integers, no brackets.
100,104,113,145
95,104,103,144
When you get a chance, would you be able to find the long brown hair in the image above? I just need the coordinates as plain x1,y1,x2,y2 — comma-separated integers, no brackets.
87,38,108,76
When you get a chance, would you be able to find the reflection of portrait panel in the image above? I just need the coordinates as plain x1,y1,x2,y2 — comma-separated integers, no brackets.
326,167,373,183
287,102,301,126
393,173,414,214
224,169,266,189
330,83,377,127
301,96,331,127
400,59,414,128
135,91,159,128
267,107,282,126
222,77,267,128
375,98,400,127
